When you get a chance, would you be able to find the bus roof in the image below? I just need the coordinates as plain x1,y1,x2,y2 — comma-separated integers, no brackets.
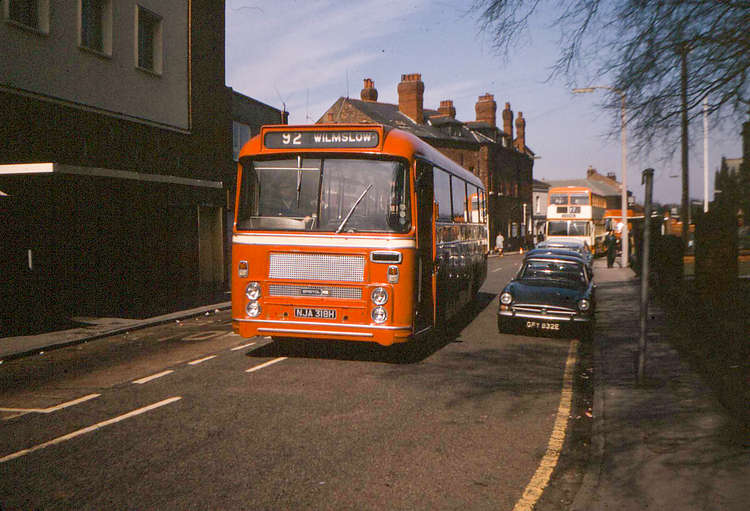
238,124,484,189
548,186,592,194
603,209,644,219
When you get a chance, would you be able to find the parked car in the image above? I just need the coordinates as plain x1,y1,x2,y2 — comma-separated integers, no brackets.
498,254,595,340
536,238,593,266
523,247,593,275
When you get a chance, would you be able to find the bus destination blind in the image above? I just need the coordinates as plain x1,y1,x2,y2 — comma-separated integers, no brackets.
264,130,380,149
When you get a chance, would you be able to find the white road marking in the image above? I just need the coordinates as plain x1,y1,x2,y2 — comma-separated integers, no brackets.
245,357,287,373
230,342,256,351
132,370,174,384
187,355,217,365
181,330,227,341
0,397,182,464
512,340,579,511
0,393,101,414
492,267,503,272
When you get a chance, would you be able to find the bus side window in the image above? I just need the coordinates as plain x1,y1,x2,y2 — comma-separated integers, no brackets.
434,168,452,222
450,176,467,223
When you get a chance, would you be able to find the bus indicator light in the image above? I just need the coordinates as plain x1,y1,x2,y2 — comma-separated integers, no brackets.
387,265,399,284
238,260,248,278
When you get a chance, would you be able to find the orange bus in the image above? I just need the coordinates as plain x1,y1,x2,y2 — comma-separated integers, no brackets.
232,124,488,346
545,186,606,254
604,209,644,240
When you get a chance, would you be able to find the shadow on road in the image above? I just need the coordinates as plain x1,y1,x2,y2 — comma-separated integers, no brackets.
246,291,497,364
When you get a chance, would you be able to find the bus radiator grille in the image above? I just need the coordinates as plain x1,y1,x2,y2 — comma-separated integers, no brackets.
268,284,362,299
268,253,365,282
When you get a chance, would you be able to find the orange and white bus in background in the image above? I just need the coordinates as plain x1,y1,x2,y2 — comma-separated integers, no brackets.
604,208,644,241
232,124,488,346
545,186,606,254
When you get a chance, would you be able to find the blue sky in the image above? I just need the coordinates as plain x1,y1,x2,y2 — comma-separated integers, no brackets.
225,0,743,204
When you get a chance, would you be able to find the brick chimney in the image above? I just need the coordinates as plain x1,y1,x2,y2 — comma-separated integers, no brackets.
514,111,526,152
475,93,497,127
360,78,378,102
438,100,456,118
606,172,617,181
502,102,513,145
397,73,424,124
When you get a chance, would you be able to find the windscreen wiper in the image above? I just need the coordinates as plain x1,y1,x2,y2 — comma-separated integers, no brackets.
336,184,372,234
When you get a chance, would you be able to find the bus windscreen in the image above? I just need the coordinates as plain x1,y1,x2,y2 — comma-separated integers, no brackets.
548,220,590,236
237,157,410,233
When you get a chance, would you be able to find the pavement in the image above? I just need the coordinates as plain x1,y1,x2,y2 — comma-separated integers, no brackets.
0,301,232,361
571,258,750,510
1,260,748,509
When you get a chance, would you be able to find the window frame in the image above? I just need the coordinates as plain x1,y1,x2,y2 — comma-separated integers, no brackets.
135,4,163,75
79,0,112,56
4,0,49,34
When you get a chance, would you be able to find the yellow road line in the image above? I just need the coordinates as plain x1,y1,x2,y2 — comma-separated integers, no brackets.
512,339,579,511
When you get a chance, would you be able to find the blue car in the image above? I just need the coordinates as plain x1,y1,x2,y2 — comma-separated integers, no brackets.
498,254,595,340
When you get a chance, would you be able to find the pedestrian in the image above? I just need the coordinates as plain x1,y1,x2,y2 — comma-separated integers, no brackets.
605,229,617,268
495,232,504,256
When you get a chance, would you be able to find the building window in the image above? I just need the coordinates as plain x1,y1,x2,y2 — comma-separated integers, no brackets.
136,5,162,74
5,0,49,33
535,195,541,214
80,0,112,55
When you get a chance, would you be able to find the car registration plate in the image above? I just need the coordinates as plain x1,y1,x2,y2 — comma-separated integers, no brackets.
294,308,337,320
525,320,560,331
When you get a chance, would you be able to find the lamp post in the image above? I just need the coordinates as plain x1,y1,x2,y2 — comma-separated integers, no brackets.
573,86,629,267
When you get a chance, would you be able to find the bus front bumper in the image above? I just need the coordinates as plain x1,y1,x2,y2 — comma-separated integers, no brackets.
233,318,413,346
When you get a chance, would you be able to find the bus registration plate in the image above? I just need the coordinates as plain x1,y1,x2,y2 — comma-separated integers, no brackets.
295,308,337,320
525,320,560,331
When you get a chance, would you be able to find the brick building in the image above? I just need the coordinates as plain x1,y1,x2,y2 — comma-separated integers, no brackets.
0,1,230,332
317,74,535,250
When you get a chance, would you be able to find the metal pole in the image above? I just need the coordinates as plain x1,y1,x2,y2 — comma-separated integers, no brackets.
680,45,690,246
620,93,629,267
638,168,654,384
703,97,709,213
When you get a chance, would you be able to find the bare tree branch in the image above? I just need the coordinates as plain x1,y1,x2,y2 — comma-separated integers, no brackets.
473,0,750,157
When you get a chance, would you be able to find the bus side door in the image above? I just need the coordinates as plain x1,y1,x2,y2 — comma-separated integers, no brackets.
415,159,435,332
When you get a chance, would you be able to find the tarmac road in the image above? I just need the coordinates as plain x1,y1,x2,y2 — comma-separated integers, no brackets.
0,254,588,510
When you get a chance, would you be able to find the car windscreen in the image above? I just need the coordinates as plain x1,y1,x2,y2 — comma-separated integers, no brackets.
236,156,410,233
520,260,586,283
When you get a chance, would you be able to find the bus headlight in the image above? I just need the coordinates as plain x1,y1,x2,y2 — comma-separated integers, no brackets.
371,287,389,305
500,292,513,305
246,301,261,317
245,282,261,300
371,306,388,324
578,299,591,312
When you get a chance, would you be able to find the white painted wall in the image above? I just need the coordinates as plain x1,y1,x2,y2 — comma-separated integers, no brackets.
0,0,189,130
